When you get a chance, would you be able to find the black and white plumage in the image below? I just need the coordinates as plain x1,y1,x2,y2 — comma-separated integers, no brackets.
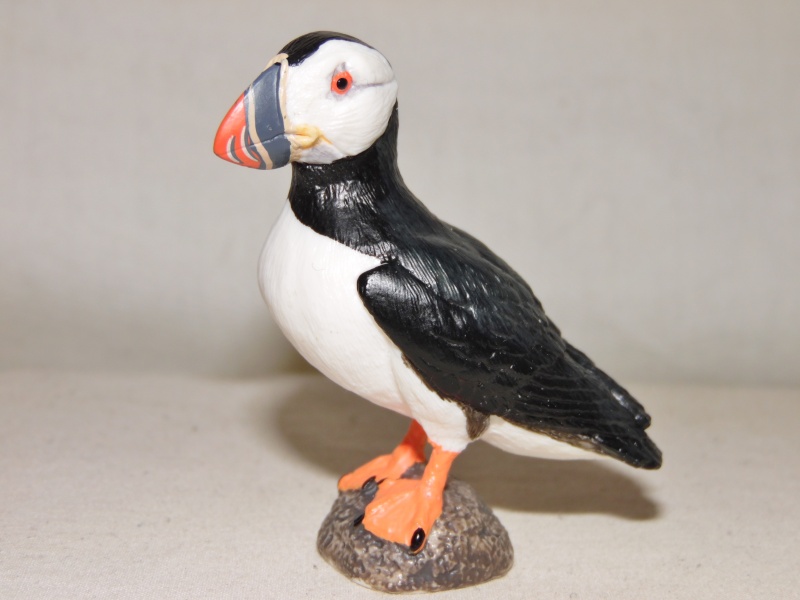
214,31,661,551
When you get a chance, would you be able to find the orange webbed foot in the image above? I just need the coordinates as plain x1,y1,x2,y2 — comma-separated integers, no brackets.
338,420,427,491
359,444,459,553
362,478,441,552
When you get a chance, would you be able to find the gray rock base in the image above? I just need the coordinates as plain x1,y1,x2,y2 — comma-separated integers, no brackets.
317,464,513,593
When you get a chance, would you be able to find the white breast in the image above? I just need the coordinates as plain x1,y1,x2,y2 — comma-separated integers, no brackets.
259,201,413,416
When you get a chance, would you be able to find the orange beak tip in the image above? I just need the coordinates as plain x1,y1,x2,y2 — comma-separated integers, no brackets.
213,93,260,167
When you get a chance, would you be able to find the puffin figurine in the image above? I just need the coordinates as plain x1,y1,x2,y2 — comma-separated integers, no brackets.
213,31,662,554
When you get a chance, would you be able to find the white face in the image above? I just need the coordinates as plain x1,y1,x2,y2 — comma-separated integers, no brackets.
282,40,399,164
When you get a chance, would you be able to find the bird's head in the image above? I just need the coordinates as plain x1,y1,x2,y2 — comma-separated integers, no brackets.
213,32,398,170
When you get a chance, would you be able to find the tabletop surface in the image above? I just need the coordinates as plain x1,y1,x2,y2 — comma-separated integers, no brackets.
1,371,798,599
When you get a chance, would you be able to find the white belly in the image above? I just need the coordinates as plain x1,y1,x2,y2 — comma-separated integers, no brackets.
259,202,471,451
258,201,601,461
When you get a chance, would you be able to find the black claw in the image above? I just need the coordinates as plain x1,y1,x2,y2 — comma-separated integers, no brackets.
353,513,365,527
409,528,426,553
361,476,379,495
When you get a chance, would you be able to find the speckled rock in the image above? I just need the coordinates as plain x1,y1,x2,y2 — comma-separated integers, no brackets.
317,464,513,593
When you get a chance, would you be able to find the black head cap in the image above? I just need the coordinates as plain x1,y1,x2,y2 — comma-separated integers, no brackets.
280,31,373,66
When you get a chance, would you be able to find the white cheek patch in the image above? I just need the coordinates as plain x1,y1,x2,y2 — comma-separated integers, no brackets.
323,81,398,156
301,143,347,164
284,40,398,163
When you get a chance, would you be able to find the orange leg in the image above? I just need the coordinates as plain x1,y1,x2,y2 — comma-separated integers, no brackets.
338,420,427,491
361,442,459,553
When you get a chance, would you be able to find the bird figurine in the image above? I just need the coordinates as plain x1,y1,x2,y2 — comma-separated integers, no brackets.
213,31,662,555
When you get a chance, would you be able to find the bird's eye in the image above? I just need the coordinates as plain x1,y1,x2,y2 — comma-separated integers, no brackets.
331,71,353,95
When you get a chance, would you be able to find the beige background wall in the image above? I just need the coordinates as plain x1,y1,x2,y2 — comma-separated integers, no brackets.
1,0,798,385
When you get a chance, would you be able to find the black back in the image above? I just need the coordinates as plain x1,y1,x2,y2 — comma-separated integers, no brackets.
289,106,662,469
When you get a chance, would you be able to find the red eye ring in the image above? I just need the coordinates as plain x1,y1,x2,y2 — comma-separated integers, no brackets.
331,71,353,95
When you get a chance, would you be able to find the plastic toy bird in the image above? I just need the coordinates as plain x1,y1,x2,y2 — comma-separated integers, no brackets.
214,31,662,554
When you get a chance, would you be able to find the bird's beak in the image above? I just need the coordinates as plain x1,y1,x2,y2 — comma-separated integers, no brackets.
213,58,291,170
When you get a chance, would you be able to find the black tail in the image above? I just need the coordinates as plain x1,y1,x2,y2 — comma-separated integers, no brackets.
564,342,662,469
595,431,663,469
565,342,653,429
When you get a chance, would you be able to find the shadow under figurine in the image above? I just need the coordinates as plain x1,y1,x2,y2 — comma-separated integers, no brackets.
214,31,662,592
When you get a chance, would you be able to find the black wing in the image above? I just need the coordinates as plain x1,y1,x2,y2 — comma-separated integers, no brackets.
357,224,661,469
